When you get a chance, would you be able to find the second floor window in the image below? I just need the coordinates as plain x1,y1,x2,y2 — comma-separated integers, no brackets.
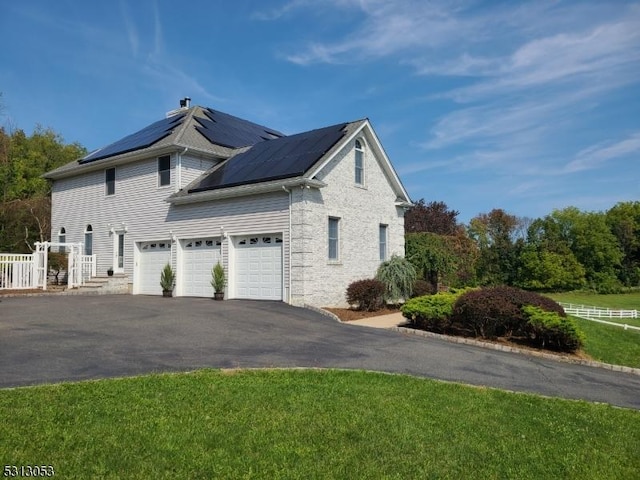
158,156,170,186
355,139,364,185
105,168,115,195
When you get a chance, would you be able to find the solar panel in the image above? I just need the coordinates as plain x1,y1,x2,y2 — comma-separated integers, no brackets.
80,113,186,163
189,123,347,193
194,108,284,148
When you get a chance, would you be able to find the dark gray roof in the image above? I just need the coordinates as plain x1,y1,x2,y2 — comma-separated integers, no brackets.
188,122,348,193
78,106,284,164
194,108,284,148
81,113,187,163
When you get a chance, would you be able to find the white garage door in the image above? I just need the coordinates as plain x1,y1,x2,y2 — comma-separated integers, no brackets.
182,238,221,297
138,241,172,295
234,234,283,300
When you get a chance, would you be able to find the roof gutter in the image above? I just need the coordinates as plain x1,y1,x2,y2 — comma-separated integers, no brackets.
168,177,326,205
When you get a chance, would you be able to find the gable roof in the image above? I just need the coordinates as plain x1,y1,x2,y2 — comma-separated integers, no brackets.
188,122,348,193
44,106,284,179
44,104,411,205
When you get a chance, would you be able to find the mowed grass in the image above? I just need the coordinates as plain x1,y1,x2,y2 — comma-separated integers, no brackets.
1,370,639,479
548,291,640,310
572,317,640,368
543,292,640,368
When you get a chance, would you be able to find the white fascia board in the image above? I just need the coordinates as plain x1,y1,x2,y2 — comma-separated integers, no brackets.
306,120,412,203
168,177,327,205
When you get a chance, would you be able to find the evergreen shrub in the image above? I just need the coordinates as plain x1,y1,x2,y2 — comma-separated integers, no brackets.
346,279,386,311
522,306,584,352
451,286,565,339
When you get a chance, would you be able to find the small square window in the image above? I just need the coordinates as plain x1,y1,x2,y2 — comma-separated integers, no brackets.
328,217,340,260
105,168,115,195
158,156,170,186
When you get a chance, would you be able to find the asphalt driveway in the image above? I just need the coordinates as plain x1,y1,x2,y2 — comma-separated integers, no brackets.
1,295,639,409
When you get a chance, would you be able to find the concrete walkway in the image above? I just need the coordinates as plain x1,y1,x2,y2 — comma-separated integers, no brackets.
345,312,407,328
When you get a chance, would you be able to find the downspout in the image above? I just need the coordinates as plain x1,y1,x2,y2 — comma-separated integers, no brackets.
282,186,292,304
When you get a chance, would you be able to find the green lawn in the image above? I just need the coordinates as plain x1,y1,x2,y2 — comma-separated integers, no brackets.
1,369,639,479
573,317,640,368
548,291,640,310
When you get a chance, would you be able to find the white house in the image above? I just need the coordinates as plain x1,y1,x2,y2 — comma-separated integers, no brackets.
44,100,411,307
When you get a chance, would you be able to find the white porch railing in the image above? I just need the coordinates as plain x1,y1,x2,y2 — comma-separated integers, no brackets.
0,245,97,291
0,253,36,289
559,302,640,331
79,254,97,283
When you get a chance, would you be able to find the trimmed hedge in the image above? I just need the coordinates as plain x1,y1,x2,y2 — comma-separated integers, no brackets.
451,286,565,338
522,305,584,352
401,292,458,333
346,279,386,311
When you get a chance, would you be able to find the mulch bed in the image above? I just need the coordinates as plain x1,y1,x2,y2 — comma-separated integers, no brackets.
324,305,402,322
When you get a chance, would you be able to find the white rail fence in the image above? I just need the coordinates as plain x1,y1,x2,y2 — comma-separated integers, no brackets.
0,254,36,289
559,302,640,331
0,243,96,291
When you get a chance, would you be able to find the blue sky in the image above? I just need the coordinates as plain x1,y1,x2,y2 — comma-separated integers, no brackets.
1,0,638,223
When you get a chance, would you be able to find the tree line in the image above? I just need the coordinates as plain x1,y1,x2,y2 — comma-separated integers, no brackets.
406,200,640,294
0,125,86,252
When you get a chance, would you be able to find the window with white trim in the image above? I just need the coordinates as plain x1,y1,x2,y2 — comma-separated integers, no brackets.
328,217,340,260
158,155,170,186
105,167,115,195
379,224,388,261
58,227,67,253
355,139,364,185
84,225,93,256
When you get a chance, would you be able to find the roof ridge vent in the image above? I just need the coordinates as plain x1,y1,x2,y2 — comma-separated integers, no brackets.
166,97,191,118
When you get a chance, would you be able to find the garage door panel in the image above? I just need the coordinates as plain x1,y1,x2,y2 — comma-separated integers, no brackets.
234,234,282,301
182,238,221,297
138,241,172,295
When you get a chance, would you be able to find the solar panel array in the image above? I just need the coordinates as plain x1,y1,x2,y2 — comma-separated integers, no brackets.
189,123,347,193
194,108,284,149
80,113,186,163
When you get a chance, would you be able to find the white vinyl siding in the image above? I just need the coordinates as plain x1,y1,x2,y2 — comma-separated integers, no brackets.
50,159,289,292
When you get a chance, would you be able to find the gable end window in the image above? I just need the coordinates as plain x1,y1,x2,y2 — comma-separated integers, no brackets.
105,168,116,196
328,217,340,260
158,155,170,187
355,139,364,185
379,224,388,261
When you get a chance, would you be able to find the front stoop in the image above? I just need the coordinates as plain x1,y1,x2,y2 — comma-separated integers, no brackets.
74,274,129,295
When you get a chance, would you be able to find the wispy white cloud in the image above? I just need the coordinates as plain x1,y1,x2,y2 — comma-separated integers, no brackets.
120,0,139,57
564,132,640,173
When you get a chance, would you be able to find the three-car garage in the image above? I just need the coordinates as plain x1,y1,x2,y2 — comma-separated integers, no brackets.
135,233,283,301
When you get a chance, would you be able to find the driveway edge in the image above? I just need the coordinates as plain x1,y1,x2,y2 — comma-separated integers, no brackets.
393,326,640,377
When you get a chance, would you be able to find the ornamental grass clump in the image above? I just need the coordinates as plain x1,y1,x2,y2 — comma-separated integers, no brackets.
375,255,417,304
